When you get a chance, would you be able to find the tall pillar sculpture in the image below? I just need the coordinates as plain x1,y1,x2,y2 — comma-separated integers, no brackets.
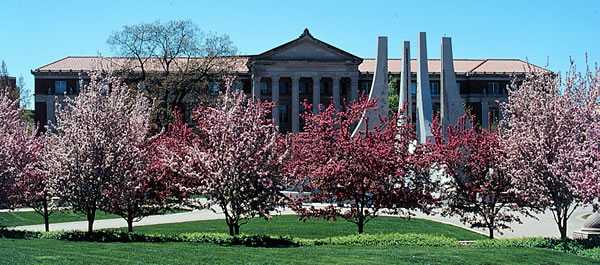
398,41,411,118
352,36,388,137
416,32,434,144
440,37,470,130
272,76,280,127
292,76,300,133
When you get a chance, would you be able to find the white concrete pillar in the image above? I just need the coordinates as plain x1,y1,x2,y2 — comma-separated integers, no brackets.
352,36,388,137
441,36,470,130
251,75,261,100
292,76,300,133
481,100,489,129
332,77,341,110
416,32,434,144
312,76,320,114
399,41,411,118
272,76,280,128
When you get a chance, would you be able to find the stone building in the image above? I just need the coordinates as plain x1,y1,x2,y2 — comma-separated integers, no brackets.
32,29,547,132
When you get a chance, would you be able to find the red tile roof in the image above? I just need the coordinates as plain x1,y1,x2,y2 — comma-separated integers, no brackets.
359,58,549,74
34,56,548,75
34,56,250,73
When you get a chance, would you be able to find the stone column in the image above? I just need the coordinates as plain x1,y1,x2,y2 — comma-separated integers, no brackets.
292,76,300,133
416,32,434,144
46,98,56,126
272,76,280,128
251,75,261,100
312,76,320,114
332,77,341,110
350,77,358,103
481,100,489,129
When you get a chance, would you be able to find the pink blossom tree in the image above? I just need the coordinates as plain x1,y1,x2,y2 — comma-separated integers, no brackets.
16,169,57,232
162,77,285,235
0,88,58,232
284,97,438,234
563,64,600,210
432,116,531,239
0,88,40,213
41,73,152,233
104,110,198,232
500,65,598,238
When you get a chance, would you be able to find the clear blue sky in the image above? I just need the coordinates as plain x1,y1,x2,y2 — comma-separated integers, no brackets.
1,0,598,108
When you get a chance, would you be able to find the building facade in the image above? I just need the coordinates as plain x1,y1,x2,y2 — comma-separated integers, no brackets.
32,29,547,132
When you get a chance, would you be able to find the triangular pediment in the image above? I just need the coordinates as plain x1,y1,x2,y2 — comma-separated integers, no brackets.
251,29,362,63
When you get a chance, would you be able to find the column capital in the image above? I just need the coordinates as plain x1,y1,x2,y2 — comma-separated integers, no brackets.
291,76,301,82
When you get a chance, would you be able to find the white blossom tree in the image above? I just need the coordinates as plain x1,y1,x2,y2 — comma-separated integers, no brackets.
161,77,285,235
41,72,151,233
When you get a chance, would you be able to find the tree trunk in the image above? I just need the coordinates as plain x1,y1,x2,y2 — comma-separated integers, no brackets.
234,224,239,235
43,199,50,232
559,210,568,239
127,216,134,233
87,208,96,233
488,226,494,239
228,223,234,236
357,219,365,234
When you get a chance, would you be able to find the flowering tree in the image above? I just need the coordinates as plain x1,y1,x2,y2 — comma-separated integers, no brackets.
16,169,57,232
107,110,200,232
500,65,597,238
284,97,437,234
564,64,600,209
0,88,40,213
432,116,530,239
163,77,285,235
41,73,152,233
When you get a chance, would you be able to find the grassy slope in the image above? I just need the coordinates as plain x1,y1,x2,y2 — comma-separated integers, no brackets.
115,215,486,240
0,209,188,228
0,238,595,264
0,211,120,227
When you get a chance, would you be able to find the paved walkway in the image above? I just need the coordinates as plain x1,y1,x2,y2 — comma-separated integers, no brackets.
410,205,591,238
9,204,593,239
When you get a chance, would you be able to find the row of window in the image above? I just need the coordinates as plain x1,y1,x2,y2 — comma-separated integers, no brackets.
52,80,503,96
400,82,502,95
260,81,346,96
53,80,89,94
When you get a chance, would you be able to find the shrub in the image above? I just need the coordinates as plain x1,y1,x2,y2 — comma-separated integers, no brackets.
312,233,460,247
471,237,600,254
0,228,40,239
579,247,600,259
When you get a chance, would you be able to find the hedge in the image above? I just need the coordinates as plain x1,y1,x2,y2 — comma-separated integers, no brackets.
1,228,599,260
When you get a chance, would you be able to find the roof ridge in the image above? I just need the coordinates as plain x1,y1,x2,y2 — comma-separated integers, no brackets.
518,58,547,72
35,56,71,71
469,59,488,72
362,58,487,61
484,58,521,61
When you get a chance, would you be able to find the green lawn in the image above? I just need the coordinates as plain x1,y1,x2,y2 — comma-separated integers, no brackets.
113,215,487,240
0,209,189,228
0,211,120,227
0,238,594,264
